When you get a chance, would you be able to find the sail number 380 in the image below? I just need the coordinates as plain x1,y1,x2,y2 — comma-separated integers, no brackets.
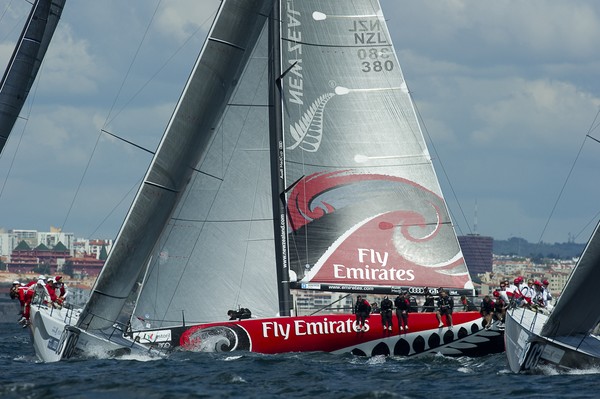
358,48,394,73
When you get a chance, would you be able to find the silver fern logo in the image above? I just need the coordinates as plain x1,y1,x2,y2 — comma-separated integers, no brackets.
287,86,350,152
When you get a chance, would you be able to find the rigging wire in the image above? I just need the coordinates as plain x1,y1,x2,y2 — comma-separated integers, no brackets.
536,107,600,245
412,93,494,287
412,98,472,237
0,34,44,200
0,1,13,35
0,0,22,43
0,0,35,198
59,0,164,234
61,1,221,240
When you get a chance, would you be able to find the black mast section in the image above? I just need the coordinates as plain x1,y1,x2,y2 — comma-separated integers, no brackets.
268,1,292,316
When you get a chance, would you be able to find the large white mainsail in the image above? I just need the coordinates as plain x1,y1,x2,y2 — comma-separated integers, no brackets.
0,0,66,155
78,0,275,332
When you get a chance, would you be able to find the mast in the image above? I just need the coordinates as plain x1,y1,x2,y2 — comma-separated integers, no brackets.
0,0,66,155
269,0,292,316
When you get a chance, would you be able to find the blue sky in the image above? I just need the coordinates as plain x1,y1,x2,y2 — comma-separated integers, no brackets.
1,0,600,244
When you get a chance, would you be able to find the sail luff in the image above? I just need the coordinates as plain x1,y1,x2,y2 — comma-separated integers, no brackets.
540,220,600,337
0,0,66,154
78,0,275,331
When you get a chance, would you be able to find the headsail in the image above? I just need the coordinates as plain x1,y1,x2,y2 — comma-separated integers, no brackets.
131,20,279,329
0,0,66,155
540,220,600,337
78,0,275,331
279,1,472,294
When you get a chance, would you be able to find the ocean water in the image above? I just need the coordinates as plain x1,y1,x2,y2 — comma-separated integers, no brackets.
2,322,600,399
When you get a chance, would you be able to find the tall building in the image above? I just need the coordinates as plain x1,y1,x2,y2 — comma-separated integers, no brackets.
458,234,493,277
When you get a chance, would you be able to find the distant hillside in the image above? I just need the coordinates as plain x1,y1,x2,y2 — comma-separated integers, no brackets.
493,237,585,260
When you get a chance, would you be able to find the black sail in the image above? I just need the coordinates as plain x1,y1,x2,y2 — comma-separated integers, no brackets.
0,0,66,155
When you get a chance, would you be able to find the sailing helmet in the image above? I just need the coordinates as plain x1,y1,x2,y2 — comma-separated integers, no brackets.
55,275,62,282
493,290,500,297
38,275,46,281
12,280,19,285
542,279,549,285
513,277,521,285
533,280,542,286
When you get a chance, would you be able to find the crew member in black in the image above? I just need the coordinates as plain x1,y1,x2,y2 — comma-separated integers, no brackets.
493,290,507,325
380,295,393,332
436,290,454,329
394,291,410,332
422,287,435,312
354,295,371,332
480,295,495,328
227,307,252,320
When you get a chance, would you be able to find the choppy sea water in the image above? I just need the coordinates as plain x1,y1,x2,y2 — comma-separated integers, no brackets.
2,322,600,399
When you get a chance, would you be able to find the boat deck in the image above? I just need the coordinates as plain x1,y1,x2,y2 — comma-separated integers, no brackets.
510,307,600,358
509,307,549,335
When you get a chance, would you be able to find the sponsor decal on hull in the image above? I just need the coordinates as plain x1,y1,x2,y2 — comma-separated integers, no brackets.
178,312,504,357
133,329,172,344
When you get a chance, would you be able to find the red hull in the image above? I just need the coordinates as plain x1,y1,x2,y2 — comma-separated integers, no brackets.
161,311,504,357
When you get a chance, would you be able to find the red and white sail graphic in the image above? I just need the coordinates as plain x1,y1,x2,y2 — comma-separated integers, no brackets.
287,171,470,290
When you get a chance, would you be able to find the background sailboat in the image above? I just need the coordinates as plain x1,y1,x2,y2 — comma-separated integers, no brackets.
505,220,600,372
0,0,65,155
29,0,504,361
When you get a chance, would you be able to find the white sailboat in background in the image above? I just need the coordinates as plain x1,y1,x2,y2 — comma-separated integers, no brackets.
0,0,65,156
29,0,504,362
505,221,600,372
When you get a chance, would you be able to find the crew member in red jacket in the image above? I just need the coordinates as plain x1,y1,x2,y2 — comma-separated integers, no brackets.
54,275,68,306
45,277,58,306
